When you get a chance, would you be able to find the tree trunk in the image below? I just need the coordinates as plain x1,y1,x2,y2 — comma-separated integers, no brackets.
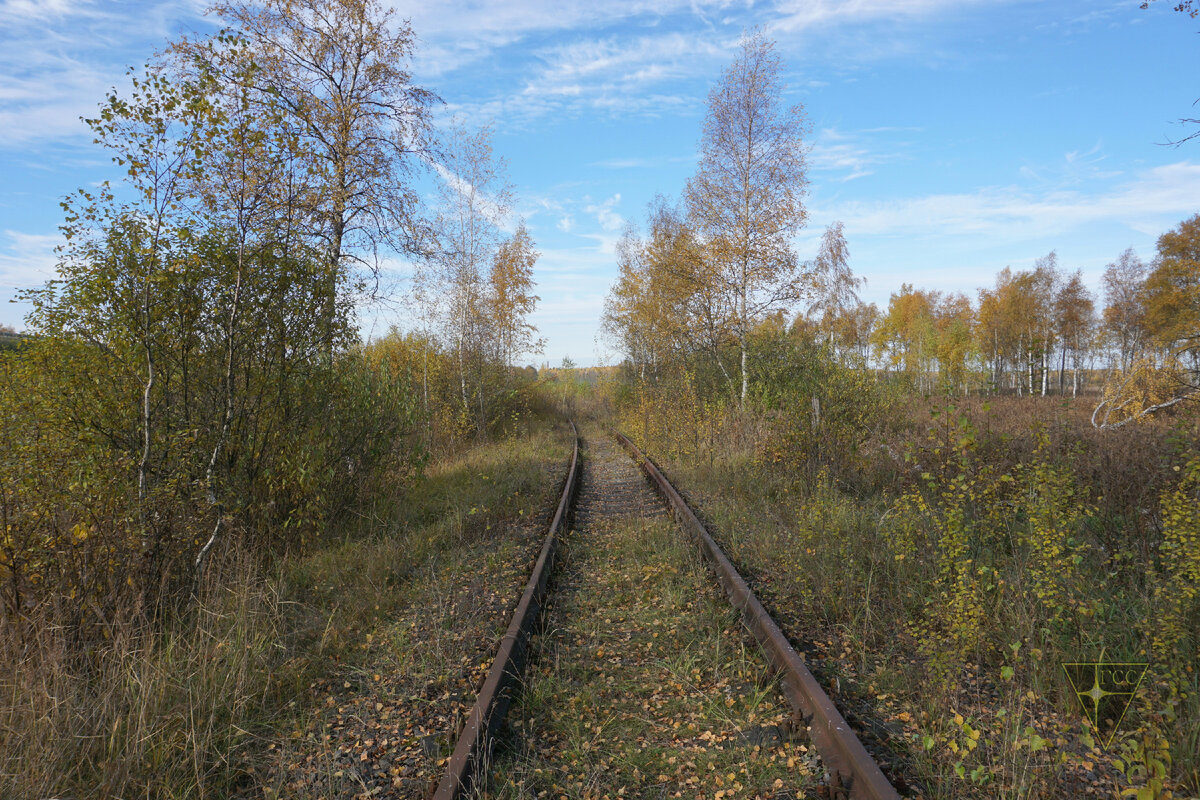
1016,335,1023,396
1027,340,1034,396
740,335,748,407
196,244,244,586
458,336,469,415
739,269,749,407
1040,347,1048,396
1058,345,1067,395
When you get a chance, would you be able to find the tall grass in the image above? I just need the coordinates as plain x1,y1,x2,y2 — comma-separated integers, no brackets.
0,548,284,799
614,379,1200,798
0,417,572,799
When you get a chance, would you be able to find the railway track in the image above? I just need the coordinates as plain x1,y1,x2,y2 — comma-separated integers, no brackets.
434,425,900,800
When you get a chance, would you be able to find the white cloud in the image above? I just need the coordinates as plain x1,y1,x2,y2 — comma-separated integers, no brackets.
0,1,212,145
0,0,92,23
557,215,575,233
0,229,61,290
807,126,914,182
770,0,999,34
431,160,516,233
584,193,625,233
397,0,733,76
819,161,1200,240
439,28,721,127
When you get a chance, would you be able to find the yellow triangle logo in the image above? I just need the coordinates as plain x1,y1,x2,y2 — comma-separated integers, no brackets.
1061,662,1148,748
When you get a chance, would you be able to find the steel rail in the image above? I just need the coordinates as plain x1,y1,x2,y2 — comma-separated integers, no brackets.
614,431,901,800
432,420,580,800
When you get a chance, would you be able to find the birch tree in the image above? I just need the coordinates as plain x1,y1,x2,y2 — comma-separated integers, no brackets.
180,0,439,352
685,30,809,406
1102,248,1148,371
428,122,513,435
53,70,217,588
488,221,543,369
1054,270,1095,396
807,220,864,352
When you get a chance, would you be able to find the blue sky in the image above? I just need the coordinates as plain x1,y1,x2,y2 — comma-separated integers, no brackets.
1,0,1198,366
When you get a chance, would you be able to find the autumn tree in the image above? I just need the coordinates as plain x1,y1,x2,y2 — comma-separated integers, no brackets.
179,0,439,351
872,284,939,390
1143,213,1200,364
646,199,738,391
603,225,655,377
1054,270,1096,396
1029,252,1061,396
603,200,709,384
1094,214,1200,427
8,7,428,605
975,260,1053,396
830,301,879,364
685,30,809,406
489,221,543,369
40,69,219,586
976,271,1021,393
1102,248,1149,371
806,221,864,353
425,121,519,437
935,292,975,394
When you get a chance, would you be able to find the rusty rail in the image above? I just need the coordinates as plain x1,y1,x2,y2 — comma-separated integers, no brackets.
614,431,901,800
432,421,580,800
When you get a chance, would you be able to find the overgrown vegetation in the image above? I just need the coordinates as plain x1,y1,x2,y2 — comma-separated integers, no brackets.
0,421,570,799
604,354,1198,798
491,434,819,800
597,27,1199,800
1,1,549,796
4,4,1198,798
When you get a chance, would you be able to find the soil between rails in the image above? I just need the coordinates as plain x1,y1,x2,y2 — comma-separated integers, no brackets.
488,432,823,800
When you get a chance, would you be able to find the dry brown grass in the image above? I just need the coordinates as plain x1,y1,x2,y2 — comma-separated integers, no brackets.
889,394,1199,555
0,547,285,800
613,382,1200,799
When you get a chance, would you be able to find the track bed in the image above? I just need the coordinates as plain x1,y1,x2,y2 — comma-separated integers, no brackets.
487,433,822,799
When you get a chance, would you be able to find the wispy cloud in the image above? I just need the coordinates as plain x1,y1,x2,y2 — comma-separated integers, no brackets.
0,229,61,291
398,0,733,76
440,30,724,126
0,0,98,24
0,0,211,145
430,160,517,234
1017,143,1124,186
770,0,1001,33
809,129,884,181
808,126,915,182
584,193,625,233
821,161,1200,240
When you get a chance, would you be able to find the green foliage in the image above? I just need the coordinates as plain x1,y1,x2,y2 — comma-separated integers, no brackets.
750,329,900,486
619,382,1200,795
364,329,546,455
1013,432,1092,633
1150,454,1200,662
2,55,425,615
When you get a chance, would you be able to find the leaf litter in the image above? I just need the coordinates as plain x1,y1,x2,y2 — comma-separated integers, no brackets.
487,433,823,800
